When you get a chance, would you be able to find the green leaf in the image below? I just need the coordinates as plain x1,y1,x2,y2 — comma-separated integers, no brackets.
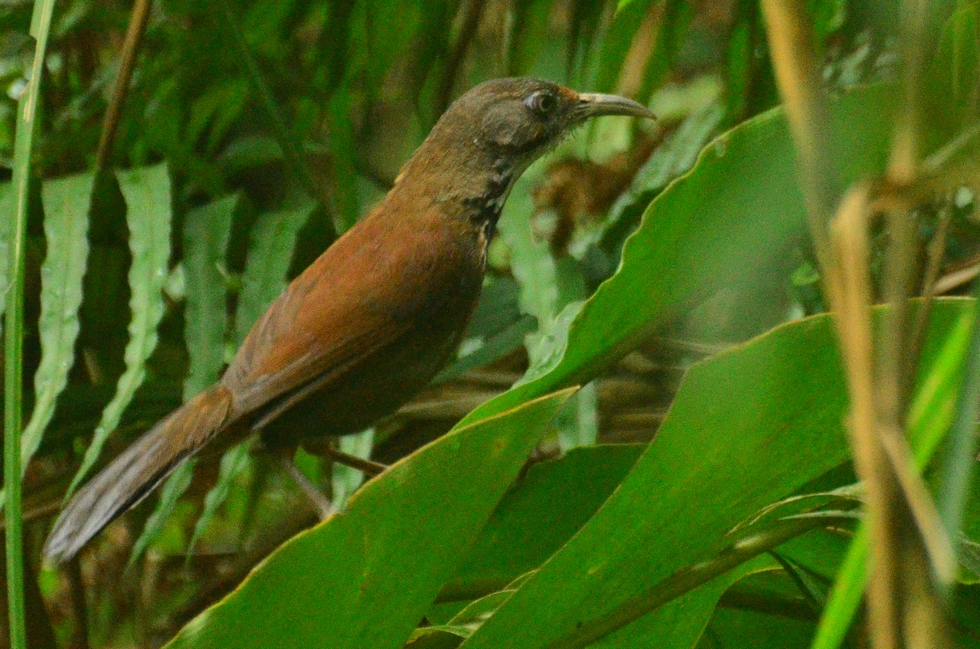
187,442,251,557
602,101,725,256
498,175,587,376
554,380,598,450
777,528,853,583
635,0,694,106
505,0,555,76
326,87,360,233
172,197,294,554
937,262,980,571
415,573,542,646
0,183,10,335
128,460,196,567
458,301,969,649
706,607,816,649
128,194,238,565
234,203,316,346
363,0,422,90
182,194,237,400
446,444,645,596
332,428,374,507
164,388,576,649
457,85,896,432
8,3,57,644
928,4,980,131
187,80,250,155
21,173,94,467
592,555,779,648
66,163,173,500
593,0,654,93
568,0,608,83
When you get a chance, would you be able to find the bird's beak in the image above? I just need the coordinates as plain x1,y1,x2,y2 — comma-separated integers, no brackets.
575,93,657,121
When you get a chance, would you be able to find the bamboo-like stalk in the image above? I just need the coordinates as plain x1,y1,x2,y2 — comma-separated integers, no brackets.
5,2,57,647
760,0,953,646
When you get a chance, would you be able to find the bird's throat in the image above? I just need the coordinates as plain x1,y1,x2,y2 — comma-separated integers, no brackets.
463,159,518,245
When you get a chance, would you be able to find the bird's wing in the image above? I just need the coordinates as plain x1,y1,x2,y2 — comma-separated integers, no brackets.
221,210,471,425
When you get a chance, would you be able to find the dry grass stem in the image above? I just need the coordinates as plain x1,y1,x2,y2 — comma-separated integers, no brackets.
828,185,900,649
95,0,152,170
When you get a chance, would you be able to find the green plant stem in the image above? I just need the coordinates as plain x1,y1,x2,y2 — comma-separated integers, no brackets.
543,515,837,649
810,523,869,649
6,3,56,648
811,301,977,649
937,282,980,584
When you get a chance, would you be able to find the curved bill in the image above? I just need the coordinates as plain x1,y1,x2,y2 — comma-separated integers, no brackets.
575,93,657,120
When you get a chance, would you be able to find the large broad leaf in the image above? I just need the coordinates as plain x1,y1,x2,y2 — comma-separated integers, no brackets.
164,388,576,649
592,555,779,649
458,300,969,649
446,444,644,596
454,85,895,432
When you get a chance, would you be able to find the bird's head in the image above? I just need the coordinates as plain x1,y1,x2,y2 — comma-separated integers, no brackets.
393,77,656,235
451,77,656,160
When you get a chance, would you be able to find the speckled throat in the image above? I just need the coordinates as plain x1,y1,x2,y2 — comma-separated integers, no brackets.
462,158,522,245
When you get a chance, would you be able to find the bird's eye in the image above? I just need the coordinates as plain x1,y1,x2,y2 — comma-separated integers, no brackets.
524,91,557,117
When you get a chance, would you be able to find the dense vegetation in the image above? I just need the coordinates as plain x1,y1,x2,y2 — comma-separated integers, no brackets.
2,0,979,647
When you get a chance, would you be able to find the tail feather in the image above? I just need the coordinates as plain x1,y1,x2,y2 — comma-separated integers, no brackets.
44,386,233,563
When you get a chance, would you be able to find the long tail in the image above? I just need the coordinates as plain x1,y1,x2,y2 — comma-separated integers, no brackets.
44,386,233,563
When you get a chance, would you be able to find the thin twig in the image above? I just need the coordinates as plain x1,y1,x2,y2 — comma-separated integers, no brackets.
94,0,152,170
279,457,336,520
324,445,388,477
908,204,953,375
66,557,90,649
935,255,980,294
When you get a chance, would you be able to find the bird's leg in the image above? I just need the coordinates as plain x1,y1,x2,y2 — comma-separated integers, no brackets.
276,451,336,520
325,445,388,477
300,437,388,477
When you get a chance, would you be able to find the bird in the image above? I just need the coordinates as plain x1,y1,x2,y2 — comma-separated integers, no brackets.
43,77,656,562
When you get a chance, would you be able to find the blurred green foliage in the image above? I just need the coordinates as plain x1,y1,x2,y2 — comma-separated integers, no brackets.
0,0,979,648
